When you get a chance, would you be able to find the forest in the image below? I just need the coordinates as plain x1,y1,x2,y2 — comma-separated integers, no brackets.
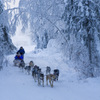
0,0,100,78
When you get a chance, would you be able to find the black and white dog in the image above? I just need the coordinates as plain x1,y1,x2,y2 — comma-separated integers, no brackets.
32,65,39,81
24,61,34,74
46,66,51,75
53,69,59,81
25,65,31,74
19,60,25,71
29,61,34,67
37,68,44,87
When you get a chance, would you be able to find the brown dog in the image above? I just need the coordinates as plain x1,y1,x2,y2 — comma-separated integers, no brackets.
46,74,56,87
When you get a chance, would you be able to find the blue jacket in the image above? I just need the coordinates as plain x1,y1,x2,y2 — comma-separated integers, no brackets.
18,49,25,55
15,55,23,60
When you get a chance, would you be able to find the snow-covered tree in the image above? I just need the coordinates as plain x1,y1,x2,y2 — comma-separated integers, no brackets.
62,0,100,77
9,0,65,49
0,1,16,67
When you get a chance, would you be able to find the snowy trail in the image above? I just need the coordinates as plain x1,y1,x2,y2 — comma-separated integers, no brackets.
0,54,69,100
0,52,100,100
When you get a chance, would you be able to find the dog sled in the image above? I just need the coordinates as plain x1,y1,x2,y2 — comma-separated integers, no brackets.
13,59,21,66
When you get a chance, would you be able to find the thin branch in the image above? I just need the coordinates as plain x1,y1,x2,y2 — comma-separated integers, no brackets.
5,7,20,12
45,17,68,43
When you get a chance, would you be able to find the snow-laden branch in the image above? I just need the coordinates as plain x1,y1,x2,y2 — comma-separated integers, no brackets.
44,17,68,43
5,7,20,12
4,7,26,13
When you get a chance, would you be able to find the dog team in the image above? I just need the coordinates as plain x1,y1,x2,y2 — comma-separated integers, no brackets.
13,47,59,87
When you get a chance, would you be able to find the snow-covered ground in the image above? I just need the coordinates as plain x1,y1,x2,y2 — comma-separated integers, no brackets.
0,44,100,100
